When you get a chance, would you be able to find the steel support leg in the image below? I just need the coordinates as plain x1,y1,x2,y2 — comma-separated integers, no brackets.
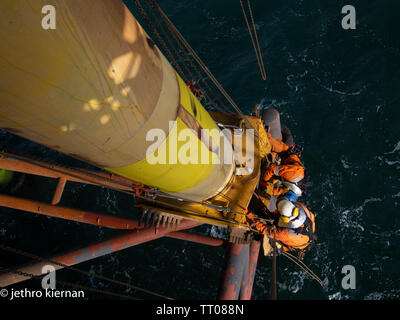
217,243,249,300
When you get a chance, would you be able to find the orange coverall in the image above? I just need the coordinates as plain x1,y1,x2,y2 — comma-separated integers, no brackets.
262,134,305,196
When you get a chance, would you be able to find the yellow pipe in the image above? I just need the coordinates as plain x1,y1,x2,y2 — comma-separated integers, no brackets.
0,0,234,201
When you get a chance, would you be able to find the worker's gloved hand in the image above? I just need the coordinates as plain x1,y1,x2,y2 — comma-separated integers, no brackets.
282,186,290,193
257,184,266,195
271,240,283,255
263,182,274,195
275,242,284,255
252,221,267,235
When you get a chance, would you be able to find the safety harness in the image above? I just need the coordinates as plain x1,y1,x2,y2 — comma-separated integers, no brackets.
285,212,317,252
271,204,317,253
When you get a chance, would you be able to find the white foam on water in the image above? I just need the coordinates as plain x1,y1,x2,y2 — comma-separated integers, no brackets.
311,75,364,96
209,225,228,239
328,291,341,300
258,98,290,110
277,267,308,294
385,159,400,166
392,141,400,153
341,158,351,169
364,290,400,300
385,141,400,154
339,197,384,235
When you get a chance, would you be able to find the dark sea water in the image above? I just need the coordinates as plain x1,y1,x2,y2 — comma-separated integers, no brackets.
1,0,400,300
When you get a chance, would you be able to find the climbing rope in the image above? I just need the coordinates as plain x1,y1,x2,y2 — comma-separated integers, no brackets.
240,0,266,80
265,229,323,287
281,251,324,287
270,228,277,300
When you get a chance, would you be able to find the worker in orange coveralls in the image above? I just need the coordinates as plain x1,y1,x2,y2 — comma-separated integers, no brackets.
246,199,316,253
260,133,305,198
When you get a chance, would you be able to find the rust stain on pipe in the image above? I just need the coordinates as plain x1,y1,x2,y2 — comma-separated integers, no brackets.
239,240,260,300
217,243,249,300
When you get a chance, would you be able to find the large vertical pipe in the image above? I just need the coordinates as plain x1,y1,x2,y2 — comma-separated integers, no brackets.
217,243,249,300
0,0,234,201
238,246,250,299
248,240,261,295
262,108,282,140
239,240,260,300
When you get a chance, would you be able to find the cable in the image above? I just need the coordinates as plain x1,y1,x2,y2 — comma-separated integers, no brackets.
132,0,188,83
147,0,272,154
145,0,233,114
148,1,243,115
142,0,230,115
240,0,266,80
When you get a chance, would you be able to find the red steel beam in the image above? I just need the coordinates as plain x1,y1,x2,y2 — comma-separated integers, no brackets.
168,231,226,247
0,155,139,192
0,155,231,291
0,219,201,287
0,194,139,230
0,193,225,246
0,155,229,288
0,193,225,247
51,177,67,205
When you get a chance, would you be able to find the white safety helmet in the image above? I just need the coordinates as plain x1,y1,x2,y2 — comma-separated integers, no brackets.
277,199,295,218
277,199,306,229
283,181,302,197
